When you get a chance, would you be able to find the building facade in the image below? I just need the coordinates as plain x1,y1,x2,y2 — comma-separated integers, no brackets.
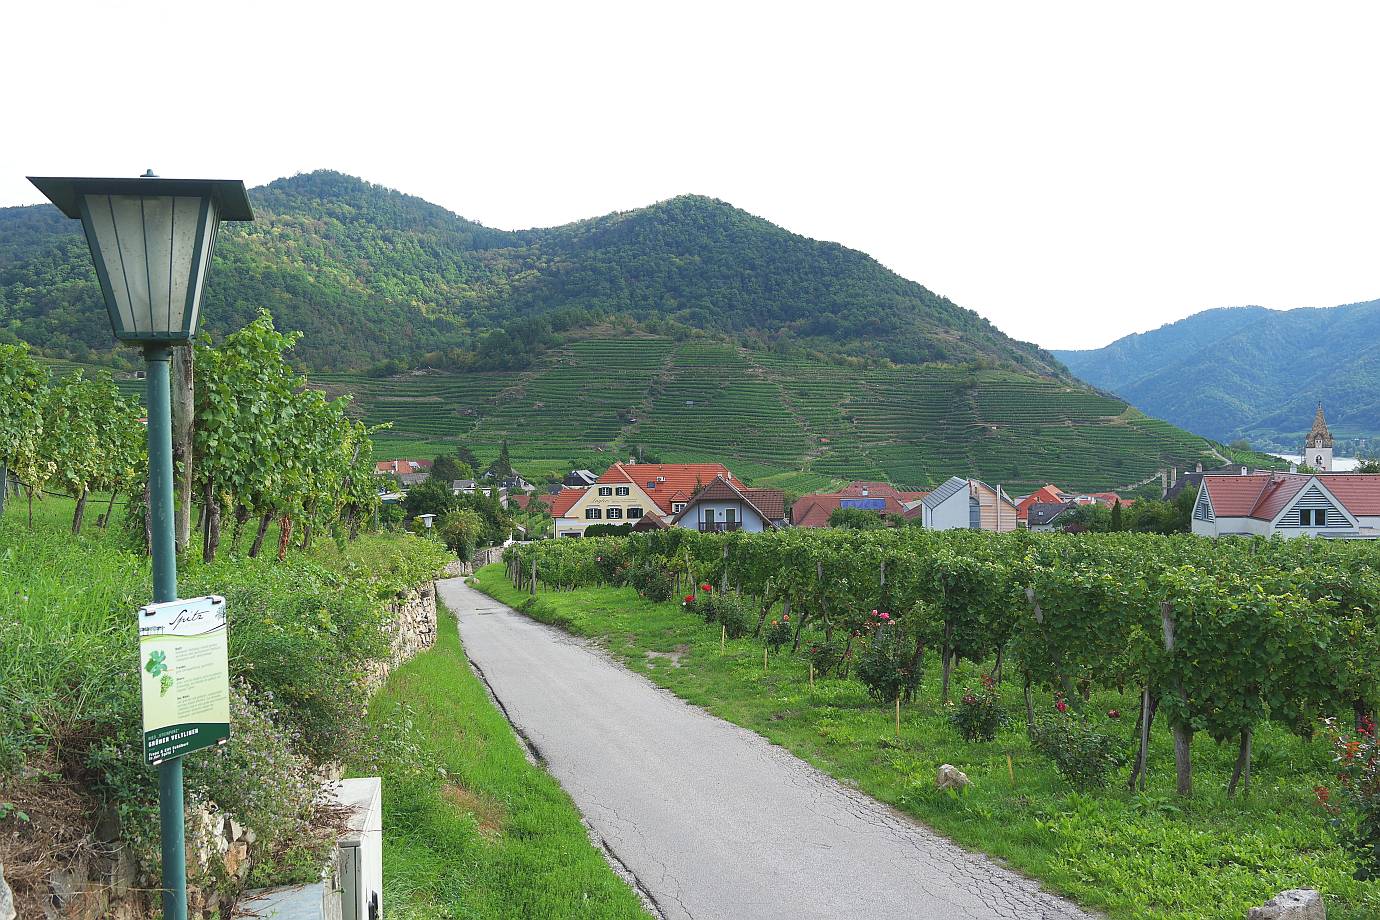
1192,471,1380,538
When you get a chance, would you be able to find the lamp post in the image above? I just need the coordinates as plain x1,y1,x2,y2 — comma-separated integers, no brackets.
29,172,252,920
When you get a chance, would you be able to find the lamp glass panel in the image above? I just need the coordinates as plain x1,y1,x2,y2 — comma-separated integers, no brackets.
169,196,205,334
108,195,153,334
82,195,136,334
185,200,219,337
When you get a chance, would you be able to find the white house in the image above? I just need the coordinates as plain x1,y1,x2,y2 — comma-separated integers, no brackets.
668,476,787,532
1192,471,1380,539
921,476,1019,532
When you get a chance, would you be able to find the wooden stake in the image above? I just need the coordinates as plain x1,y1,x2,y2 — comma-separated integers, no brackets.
894,693,901,738
721,624,726,654
809,662,815,688
1006,753,1016,785
764,646,769,672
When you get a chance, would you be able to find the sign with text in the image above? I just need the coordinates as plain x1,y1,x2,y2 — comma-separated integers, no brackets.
139,595,230,765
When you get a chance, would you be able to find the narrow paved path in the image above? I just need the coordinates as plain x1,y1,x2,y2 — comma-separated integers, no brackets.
441,578,1097,920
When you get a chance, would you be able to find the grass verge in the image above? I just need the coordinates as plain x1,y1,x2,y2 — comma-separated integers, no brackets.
473,564,1380,920
348,597,651,920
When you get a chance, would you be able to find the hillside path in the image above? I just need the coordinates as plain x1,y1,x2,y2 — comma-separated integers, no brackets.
439,577,1098,920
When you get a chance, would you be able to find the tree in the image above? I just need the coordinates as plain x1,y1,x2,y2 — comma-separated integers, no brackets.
430,453,473,485
0,343,47,519
403,479,456,519
440,508,484,560
1110,499,1124,532
828,507,888,530
485,439,513,481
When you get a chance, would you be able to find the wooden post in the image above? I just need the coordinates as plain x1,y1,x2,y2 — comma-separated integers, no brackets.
1131,686,1152,791
894,693,901,738
721,624,726,654
809,662,815,688
172,345,194,556
721,544,729,592
1161,602,1193,796
530,557,537,596
764,645,769,672
1228,726,1252,796
1006,753,1016,785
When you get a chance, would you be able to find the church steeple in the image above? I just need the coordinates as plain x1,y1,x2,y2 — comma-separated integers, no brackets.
1307,403,1333,449
1305,402,1334,472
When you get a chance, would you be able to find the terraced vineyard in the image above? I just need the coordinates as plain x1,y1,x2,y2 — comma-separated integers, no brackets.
320,334,1230,493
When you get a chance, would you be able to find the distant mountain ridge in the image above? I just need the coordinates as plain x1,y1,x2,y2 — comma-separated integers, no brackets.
0,170,1062,375
1054,300,1380,452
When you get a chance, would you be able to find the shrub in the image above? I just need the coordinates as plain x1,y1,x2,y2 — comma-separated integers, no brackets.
713,591,752,639
630,561,675,602
806,639,846,677
855,623,920,704
1322,716,1380,879
765,614,793,650
1030,709,1127,790
948,676,1005,742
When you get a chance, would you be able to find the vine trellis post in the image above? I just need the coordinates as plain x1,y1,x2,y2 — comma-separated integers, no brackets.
1161,602,1193,796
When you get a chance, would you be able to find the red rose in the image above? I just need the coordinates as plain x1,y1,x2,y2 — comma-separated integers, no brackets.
684,595,694,604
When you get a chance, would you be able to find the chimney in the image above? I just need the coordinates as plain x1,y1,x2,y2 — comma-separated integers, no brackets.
1196,462,1203,473
1241,466,1248,476
1289,462,1298,474
862,487,869,497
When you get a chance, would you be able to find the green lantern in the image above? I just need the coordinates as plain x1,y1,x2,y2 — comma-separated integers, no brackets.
28,172,252,344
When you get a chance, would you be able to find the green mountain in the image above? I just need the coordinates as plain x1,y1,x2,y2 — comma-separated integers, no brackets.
3,170,1240,490
0,170,1059,375
1054,301,1380,453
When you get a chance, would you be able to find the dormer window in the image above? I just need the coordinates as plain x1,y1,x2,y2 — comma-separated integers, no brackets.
673,502,686,513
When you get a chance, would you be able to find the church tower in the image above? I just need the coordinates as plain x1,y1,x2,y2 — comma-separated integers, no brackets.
1305,403,1334,472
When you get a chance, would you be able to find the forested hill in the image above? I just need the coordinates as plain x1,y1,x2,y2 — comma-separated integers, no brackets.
0,170,1062,374
1054,300,1380,452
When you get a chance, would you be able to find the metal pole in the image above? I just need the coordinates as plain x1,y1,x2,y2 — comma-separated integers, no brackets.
145,344,186,920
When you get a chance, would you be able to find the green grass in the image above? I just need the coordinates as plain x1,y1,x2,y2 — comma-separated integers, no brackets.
349,598,651,920
472,565,1380,920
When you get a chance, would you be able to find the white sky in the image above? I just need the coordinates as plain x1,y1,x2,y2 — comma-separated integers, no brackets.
4,1,1379,350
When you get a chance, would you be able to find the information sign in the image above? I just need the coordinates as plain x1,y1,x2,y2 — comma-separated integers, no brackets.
139,595,230,765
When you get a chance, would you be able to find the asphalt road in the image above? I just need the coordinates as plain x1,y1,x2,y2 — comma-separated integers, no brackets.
440,578,1097,920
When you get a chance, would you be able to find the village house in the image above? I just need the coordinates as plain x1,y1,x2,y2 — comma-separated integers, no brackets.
1014,484,1065,525
374,458,431,477
1192,470,1380,539
1025,501,1076,532
920,477,1019,532
550,462,735,537
790,481,927,527
669,476,787,532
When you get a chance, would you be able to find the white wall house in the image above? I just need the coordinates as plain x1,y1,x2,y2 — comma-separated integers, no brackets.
920,476,1019,532
669,477,786,532
1192,472,1380,539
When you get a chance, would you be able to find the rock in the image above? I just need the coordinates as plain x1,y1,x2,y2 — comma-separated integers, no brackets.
224,840,251,880
227,816,244,842
935,764,971,792
0,860,15,920
1246,889,1325,920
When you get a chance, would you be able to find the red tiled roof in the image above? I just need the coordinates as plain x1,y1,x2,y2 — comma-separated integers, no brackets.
548,488,588,518
1016,485,1065,521
509,493,533,512
1316,475,1380,516
741,488,786,522
375,458,432,475
601,462,733,515
1201,474,1289,518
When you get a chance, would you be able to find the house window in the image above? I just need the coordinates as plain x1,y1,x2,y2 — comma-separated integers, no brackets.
607,507,624,519
585,507,603,520
1301,508,1326,526
725,507,737,525
627,507,644,519
615,486,630,496
672,502,686,513
598,487,613,496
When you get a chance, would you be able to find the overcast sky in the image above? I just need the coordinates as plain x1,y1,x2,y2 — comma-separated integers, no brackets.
5,2,1378,350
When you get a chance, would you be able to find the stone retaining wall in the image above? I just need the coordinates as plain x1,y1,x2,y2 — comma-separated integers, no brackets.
364,581,439,692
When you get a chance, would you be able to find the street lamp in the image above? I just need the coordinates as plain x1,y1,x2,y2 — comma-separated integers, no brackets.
29,172,252,920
